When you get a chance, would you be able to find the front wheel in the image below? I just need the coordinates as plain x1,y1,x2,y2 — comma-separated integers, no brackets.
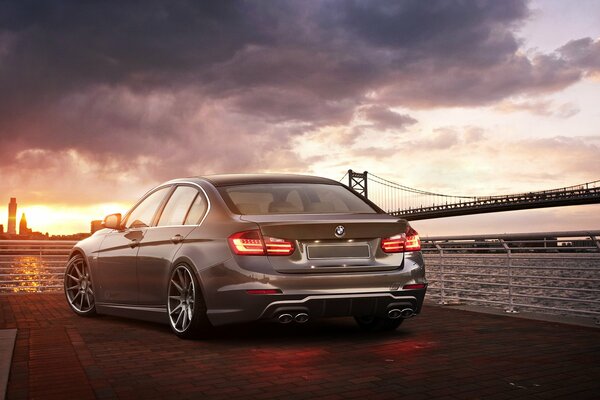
64,254,96,316
355,315,403,332
167,264,213,339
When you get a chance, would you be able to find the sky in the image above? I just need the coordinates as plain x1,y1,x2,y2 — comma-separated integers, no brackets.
0,0,599,235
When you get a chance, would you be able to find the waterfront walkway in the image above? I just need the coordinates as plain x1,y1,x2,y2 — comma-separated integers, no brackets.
1,294,598,400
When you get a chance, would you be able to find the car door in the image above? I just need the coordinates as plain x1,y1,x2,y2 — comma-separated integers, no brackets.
136,185,209,305
95,186,171,304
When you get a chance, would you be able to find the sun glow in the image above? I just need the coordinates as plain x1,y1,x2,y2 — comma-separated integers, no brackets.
1,203,131,235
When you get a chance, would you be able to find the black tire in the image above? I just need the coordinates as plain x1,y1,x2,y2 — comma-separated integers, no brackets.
64,254,97,317
167,264,213,339
354,315,403,332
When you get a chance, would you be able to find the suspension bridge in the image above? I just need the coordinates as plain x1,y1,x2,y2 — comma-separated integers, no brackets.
342,170,600,220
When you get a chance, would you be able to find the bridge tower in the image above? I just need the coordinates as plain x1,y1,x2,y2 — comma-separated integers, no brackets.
348,170,368,198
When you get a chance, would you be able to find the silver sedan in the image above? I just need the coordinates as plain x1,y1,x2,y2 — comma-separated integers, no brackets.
64,174,427,338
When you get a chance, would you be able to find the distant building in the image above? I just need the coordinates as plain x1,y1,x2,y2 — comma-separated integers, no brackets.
91,220,103,233
50,233,90,241
19,213,32,236
7,197,17,234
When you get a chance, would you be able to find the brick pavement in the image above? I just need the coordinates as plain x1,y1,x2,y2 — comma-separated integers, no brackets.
1,293,599,399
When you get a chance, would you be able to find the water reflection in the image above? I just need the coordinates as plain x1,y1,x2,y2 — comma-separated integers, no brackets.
2,256,65,293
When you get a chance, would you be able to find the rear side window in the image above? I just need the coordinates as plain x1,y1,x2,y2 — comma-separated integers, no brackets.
220,183,377,215
157,186,199,226
184,192,208,225
124,187,170,228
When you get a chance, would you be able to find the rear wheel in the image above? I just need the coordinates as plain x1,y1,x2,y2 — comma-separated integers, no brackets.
167,264,213,339
64,254,96,316
355,315,403,332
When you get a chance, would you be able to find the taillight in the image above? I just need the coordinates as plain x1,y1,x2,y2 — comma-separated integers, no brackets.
228,230,295,256
405,226,421,251
381,235,404,253
264,236,295,256
381,226,421,253
228,230,265,255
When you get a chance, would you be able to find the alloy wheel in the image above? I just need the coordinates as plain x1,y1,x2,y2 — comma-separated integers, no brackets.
168,265,196,333
65,256,95,313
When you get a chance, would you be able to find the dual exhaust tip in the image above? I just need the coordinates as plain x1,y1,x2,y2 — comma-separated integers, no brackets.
278,312,309,324
388,308,415,319
277,309,415,323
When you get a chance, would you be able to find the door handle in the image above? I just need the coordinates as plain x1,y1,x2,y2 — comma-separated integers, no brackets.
171,234,184,244
129,239,139,248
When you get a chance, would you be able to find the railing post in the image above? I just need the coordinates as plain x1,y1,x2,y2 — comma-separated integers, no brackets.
434,242,446,305
592,234,600,251
500,239,519,313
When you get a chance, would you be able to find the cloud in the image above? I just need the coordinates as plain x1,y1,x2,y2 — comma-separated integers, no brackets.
405,126,486,150
359,105,417,131
495,99,580,118
463,127,486,143
427,134,600,192
1,0,599,207
558,37,600,76
511,136,600,177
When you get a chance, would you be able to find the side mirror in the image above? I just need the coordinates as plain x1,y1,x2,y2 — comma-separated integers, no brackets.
103,213,122,230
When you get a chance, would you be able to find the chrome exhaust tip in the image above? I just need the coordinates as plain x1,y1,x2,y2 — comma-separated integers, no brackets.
387,309,402,319
400,308,415,318
278,313,293,324
294,313,309,323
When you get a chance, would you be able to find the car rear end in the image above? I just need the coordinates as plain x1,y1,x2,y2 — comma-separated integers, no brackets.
200,176,427,327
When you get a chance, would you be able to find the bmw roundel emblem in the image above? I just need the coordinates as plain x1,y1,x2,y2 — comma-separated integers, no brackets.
334,225,345,238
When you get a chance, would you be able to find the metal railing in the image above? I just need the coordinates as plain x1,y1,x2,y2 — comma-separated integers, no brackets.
422,231,600,322
0,240,75,292
1,232,600,324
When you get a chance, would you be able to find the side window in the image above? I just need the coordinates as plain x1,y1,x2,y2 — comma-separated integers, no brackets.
157,186,199,226
184,192,208,225
124,187,170,229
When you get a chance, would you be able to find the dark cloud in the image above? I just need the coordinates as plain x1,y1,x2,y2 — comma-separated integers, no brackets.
360,105,417,131
376,52,583,107
0,0,598,195
558,37,600,74
339,0,527,66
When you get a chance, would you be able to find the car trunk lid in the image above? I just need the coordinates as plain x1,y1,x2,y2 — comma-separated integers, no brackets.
241,213,407,273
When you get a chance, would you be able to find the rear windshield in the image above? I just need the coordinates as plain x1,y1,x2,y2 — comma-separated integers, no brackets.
219,183,378,215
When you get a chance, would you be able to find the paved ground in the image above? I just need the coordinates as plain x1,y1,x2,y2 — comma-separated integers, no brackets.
1,293,599,400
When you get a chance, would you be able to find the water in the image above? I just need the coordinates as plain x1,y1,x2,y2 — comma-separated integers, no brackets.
1,244,599,321
424,253,600,318
0,255,67,293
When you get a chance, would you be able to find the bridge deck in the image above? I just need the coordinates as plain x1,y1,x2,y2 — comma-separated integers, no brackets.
1,294,598,400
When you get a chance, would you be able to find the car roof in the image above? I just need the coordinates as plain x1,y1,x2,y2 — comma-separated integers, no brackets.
195,173,340,187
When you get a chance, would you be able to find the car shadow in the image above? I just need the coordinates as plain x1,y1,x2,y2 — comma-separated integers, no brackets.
93,314,413,344
206,318,413,345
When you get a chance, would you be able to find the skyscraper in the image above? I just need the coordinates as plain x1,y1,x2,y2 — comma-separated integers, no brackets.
19,213,30,235
7,197,17,234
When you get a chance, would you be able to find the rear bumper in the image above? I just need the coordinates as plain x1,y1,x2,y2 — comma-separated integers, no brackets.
260,288,427,319
206,288,427,326
199,251,426,326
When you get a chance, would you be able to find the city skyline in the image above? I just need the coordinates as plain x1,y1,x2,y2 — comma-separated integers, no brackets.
0,196,103,237
0,1,599,235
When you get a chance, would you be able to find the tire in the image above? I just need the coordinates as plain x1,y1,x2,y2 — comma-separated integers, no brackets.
167,264,213,339
64,254,97,317
354,315,403,332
